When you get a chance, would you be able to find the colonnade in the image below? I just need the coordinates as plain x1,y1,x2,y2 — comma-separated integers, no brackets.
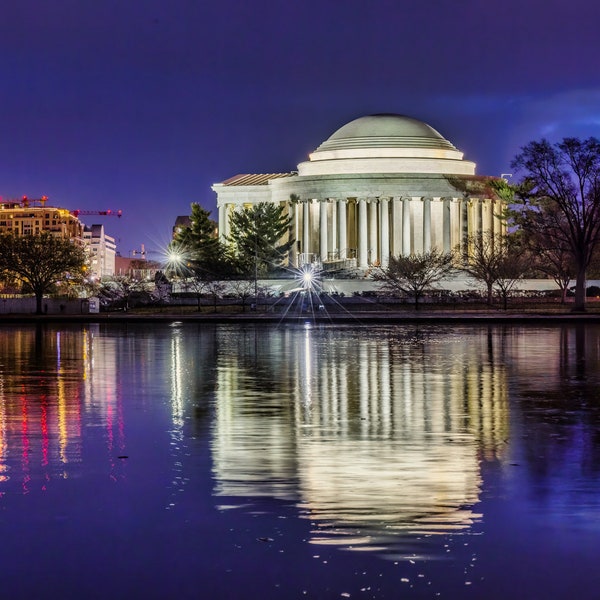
286,195,503,269
218,195,504,269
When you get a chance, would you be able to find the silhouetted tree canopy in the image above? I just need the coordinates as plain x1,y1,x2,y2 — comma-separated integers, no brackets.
460,233,528,306
510,137,600,311
172,203,233,277
0,232,87,314
372,250,455,309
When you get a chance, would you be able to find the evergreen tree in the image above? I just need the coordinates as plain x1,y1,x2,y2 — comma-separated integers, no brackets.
227,203,294,276
173,203,233,276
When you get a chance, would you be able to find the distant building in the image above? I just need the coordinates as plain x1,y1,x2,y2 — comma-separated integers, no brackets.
0,198,119,279
82,224,116,279
173,215,192,238
212,114,507,270
114,256,161,281
0,199,84,239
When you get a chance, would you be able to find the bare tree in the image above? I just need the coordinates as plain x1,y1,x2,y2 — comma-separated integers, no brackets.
205,280,226,313
461,233,506,305
180,277,208,311
227,280,255,312
372,250,455,310
527,231,574,303
461,233,529,307
99,276,150,311
493,250,529,310
0,232,87,314
511,137,600,311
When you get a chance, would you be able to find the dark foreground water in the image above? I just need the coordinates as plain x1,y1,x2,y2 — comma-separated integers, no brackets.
1,321,599,599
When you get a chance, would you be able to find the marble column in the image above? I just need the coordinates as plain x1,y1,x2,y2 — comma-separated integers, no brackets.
391,197,402,257
475,199,483,237
482,199,493,235
302,200,310,262
402,197,411,255
289,200,298,267
218,204,227,242
358,198,368,268
338,199,347,260
330,200,337,258
442,198,451,252
380,197,390,267
423,197,431,253
460,198,469,257
368,199,378,265
320,199,328,262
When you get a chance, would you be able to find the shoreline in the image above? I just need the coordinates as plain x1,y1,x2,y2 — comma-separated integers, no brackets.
2,310,600,324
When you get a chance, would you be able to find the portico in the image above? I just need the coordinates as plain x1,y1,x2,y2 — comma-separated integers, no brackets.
212,114,506,270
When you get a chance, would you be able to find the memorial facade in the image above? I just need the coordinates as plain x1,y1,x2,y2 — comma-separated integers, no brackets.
212,114,505,270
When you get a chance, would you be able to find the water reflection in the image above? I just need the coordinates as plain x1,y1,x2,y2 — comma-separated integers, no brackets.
1,321,600,566
0,324,126,490
211,325,510,553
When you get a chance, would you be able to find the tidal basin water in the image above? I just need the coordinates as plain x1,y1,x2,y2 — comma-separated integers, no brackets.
1,322,600,599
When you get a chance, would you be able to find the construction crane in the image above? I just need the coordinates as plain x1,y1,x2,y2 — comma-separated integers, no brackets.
130,244,161,258
9,197,123,218
3,195,51,208
71,209,123,218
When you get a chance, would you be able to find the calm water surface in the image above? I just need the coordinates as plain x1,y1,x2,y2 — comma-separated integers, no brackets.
0,321,599,599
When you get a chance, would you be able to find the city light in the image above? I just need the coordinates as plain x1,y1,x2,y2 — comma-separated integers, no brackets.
163,243,190,278
297,263,321,293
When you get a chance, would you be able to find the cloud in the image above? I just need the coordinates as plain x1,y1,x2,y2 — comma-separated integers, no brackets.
513,89,600,140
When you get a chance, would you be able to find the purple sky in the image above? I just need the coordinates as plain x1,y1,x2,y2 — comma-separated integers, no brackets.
1,0,599,255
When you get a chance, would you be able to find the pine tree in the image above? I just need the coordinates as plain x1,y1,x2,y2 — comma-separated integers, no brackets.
173,203,232,276
227,203,294,276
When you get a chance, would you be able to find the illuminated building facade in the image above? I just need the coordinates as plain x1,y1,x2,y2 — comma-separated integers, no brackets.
0,200,84,240
0,199,119,280
82,224,116,279
213,114,507,270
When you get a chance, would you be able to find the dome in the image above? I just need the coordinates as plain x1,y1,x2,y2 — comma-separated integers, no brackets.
297,113,475,177
314,114,457,153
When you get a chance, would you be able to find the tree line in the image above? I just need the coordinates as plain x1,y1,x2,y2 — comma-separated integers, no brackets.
171,136,600,311
1,135,600,313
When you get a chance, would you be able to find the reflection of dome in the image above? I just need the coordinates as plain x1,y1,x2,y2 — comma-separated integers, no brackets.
298,113,475,176
314,114,457,152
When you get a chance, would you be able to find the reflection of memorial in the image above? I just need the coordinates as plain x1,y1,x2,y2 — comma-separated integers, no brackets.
211,326,509,551
212,327,300,501
0,325,121,489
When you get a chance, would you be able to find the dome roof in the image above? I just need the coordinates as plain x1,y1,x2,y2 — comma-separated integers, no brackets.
314,114,457,153
297,113,475,177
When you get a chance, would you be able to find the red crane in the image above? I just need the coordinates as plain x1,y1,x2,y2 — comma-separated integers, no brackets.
71,209,123,218
13,197,123,218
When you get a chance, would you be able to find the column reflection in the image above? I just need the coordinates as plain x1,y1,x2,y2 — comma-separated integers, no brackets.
211,325,510,553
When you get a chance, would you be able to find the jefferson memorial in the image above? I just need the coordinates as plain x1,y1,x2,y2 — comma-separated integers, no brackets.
212,114,506,270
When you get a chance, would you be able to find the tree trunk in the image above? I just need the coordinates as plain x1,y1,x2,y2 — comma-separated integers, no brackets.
487,283,493,306
573,266,587,312
35,292,43,315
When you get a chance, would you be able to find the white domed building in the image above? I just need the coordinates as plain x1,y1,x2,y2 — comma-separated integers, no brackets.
212,114,505,271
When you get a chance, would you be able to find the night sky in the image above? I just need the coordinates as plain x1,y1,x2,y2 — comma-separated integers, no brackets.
1,0,599,255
